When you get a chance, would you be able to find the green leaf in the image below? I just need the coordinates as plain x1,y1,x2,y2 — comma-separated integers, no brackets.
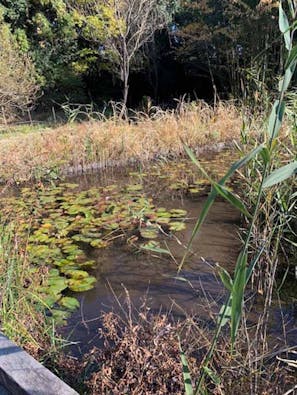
203,367,221,386
279,1,291,50
231,252,247,346
47,276,68,295
180,145,263,271
213,184,250,217
140,244,170,255
43,294,60,308
179,339,194,395
169,221,186,232
268,100,285,140
218,303,232,327
68,276,97,292
169,209,187,218
263,161,297,188
217,266,233,292
280,62,297,92
126,184,143,192
260,147,270,165
51,309,71,325
59,296,80,311
288,0,295,18
140,226,159,239
285,44,297,69
64,269,89,280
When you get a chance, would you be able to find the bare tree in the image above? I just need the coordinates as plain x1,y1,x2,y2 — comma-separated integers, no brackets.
71,0,171,112
109,0,170,110
0,23,39,123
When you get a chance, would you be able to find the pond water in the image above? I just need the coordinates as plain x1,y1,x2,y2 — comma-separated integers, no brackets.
2,149,296,356
60,152,297,356
63,197,241,355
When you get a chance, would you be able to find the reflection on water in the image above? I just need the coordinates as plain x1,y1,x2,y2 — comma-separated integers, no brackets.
63,193,242,355
60,152,297,356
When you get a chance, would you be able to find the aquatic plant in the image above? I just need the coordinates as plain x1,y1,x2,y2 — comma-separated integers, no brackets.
0,181,187,317
179,2,297,393
127,150,237,198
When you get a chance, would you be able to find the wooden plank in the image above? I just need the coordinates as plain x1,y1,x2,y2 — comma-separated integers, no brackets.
0,333,78,395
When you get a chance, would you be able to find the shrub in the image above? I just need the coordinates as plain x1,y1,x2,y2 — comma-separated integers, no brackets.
0,19,39,123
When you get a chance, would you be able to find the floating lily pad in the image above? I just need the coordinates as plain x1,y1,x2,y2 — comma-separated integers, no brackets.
47,276,68,295
169,222,186,232
78,260,96,269
169,209,187,218
156,217,170,225
90,239,109,248
58,296,80,311
51,309,71,325
64,270,89,280
189,187,202,194
43,294,60,308
68,276,96,292
126,184,143,192
140,226,159,239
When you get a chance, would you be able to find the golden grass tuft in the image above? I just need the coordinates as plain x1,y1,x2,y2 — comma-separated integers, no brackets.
0,101,245,183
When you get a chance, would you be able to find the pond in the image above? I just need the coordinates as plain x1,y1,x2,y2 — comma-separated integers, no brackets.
2,149,296,356
63,196,241,355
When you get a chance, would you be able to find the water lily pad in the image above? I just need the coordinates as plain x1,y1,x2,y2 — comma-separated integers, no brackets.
68,276,96,292
49,269,60,277
90,239,108,248
79,260,96,269
43,294,60,308
126,184,143,192
169,209,187,218
140,226,159,239
169,222,186,232
51,309,71,325
64,269,89,280
156,217,170,225
58,296,80,311
59,183,78,189
72,235,93,243
140,240,161,249
189,187,202,194
47,276,68,295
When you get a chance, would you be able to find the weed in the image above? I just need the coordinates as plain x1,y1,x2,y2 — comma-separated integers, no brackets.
0,101,245,183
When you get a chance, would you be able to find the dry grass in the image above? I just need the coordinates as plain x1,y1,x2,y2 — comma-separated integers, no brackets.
0,101,245,183
0,223,52,355
81,296,296,395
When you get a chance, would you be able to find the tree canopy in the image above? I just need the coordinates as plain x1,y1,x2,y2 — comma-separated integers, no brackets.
0,0,285,112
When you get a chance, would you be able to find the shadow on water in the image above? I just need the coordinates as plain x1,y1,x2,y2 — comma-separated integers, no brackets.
56,152,297,356
62,189,243,355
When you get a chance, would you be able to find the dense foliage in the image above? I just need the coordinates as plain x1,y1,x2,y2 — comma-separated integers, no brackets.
0,0,284,110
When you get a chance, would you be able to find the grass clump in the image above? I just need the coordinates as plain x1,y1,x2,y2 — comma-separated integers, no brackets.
0,101,244,183
0,221,59,356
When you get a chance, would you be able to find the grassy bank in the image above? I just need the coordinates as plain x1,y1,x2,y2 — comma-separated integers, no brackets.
0,101,245,184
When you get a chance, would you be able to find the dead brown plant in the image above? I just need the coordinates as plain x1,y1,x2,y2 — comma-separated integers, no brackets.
0,101,248,183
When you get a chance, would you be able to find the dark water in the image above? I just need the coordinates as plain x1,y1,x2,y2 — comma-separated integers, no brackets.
62,197,241,354
59,157,297,356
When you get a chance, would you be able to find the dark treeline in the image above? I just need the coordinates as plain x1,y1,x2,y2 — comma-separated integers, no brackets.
0,0,282,118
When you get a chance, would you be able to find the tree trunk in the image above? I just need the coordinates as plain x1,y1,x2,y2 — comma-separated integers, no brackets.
121,53,130,119
123,75,129,109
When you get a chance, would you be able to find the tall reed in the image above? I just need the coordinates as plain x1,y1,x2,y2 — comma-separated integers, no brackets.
180,2,297,393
